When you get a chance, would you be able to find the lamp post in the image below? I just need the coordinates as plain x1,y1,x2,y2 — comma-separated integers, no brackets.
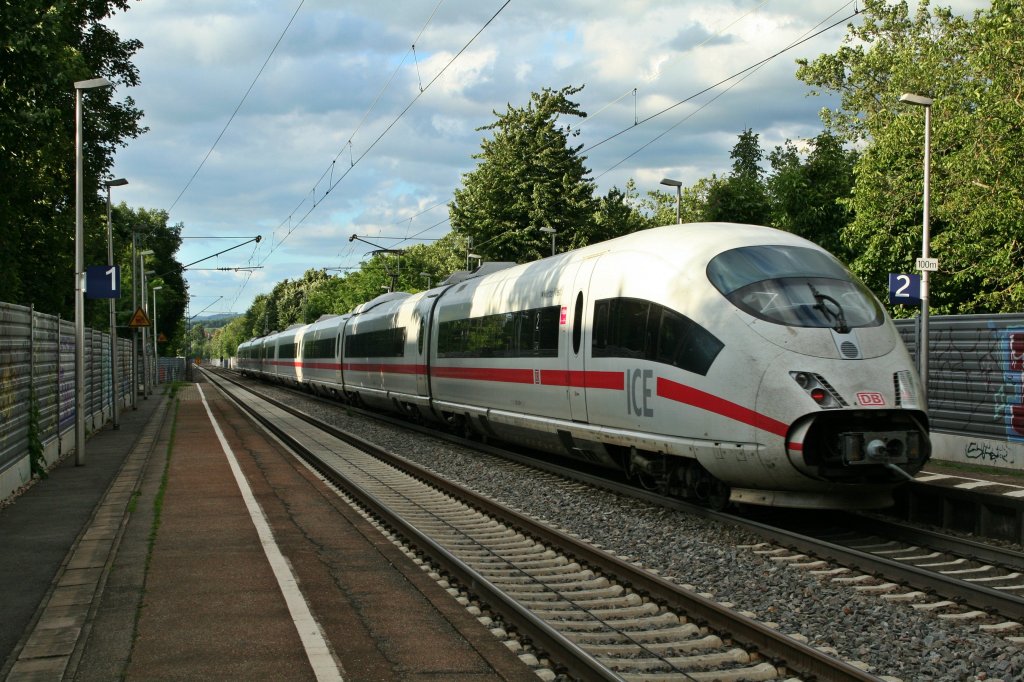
143,267,156,396
539,226,557,256
74,76,112,466
151,286,162,386
899,92,933,396
660,178,682,224
136,248,153,399
104,178,127,428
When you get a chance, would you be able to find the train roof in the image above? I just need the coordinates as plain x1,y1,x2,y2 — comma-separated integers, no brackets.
439,262,517,286
350,291,410,314
463,223,825,285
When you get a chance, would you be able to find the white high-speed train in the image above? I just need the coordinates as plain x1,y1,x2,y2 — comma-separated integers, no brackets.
237,223,930,509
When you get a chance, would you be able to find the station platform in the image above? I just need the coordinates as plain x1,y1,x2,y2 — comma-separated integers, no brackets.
0,377,533,681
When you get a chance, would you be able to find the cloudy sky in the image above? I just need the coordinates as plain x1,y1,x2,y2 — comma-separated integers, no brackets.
103,0,987,317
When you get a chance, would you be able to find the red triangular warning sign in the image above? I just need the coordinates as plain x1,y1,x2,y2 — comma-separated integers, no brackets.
128,307,151,328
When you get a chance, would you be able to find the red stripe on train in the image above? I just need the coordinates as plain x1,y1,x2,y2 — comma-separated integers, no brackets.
343,363,426,375
431,366,625,389
656,377,789,438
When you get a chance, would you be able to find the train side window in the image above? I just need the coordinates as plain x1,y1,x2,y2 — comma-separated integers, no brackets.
592,297,723,375
437,305,559,358
572,292,583,355
654,306,724,376
346,327,406,357
534,306,560,356
592,298,648,359
305,335,337,359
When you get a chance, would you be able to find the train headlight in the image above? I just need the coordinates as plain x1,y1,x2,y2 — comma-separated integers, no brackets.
789,371,848,409
793,372,813,390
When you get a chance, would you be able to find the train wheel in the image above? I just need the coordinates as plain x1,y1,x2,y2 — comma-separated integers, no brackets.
401,403,422,424
704,480,731,511
634,471,660,491
441,411,466,434
686,463,731,511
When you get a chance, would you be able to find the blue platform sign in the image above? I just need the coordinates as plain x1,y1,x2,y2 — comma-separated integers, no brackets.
85,265,121,299
888,273,921,306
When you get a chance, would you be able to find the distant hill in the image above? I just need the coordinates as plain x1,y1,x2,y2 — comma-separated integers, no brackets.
192,313,240,327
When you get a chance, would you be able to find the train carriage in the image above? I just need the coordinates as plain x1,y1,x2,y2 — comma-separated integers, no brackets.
236,337,259,375
299,314,346,396
265,324,306,386
428,257,574,436
342,292,414,411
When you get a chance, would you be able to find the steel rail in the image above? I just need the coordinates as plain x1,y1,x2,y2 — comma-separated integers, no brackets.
842,513,1024,571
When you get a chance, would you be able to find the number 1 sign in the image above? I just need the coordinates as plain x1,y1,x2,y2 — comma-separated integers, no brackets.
85,265,121,299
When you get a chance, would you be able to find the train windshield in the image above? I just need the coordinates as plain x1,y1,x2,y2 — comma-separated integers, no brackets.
707,245,883,330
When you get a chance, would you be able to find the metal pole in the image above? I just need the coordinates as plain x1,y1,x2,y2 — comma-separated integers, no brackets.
30,304,35,422
141,262,149,398
72,76,111,464
131,233,138,408
74,87,86,466
920,104,931,398
659,178,683,225
152,287,160,386
106,186,120,427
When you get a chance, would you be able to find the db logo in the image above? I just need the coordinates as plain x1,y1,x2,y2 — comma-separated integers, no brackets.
857,392,886,406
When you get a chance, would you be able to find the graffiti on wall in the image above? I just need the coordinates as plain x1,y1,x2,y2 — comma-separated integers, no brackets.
58,333,75,431
1005,328,1024,442
921,321,1024,443
0,365,16,446
964,440,1014,464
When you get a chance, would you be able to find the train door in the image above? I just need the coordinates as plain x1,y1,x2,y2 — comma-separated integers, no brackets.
567,256,598,422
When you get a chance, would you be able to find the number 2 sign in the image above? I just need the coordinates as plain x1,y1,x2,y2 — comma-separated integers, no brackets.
888,273,921,306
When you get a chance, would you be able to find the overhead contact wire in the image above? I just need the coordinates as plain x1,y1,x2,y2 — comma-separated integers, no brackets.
170,0,306,213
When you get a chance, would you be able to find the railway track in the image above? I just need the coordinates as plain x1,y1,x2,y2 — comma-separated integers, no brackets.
201,368,878,681
753,511,1024,624
217,369,1024,633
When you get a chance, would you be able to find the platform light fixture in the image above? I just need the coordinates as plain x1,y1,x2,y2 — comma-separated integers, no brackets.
899,92,934,395
660,178,682,225
137,251,154,399
539,226,557,256
151,286,163,386
74,76,112,466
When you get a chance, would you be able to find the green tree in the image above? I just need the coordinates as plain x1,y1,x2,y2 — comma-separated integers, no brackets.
0,1,146,315
767,131,858,259
592,180,654,243
796,0,1024,312
644,177,721,226
450,85,599,262
110,206,186,354
703,129,771,225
